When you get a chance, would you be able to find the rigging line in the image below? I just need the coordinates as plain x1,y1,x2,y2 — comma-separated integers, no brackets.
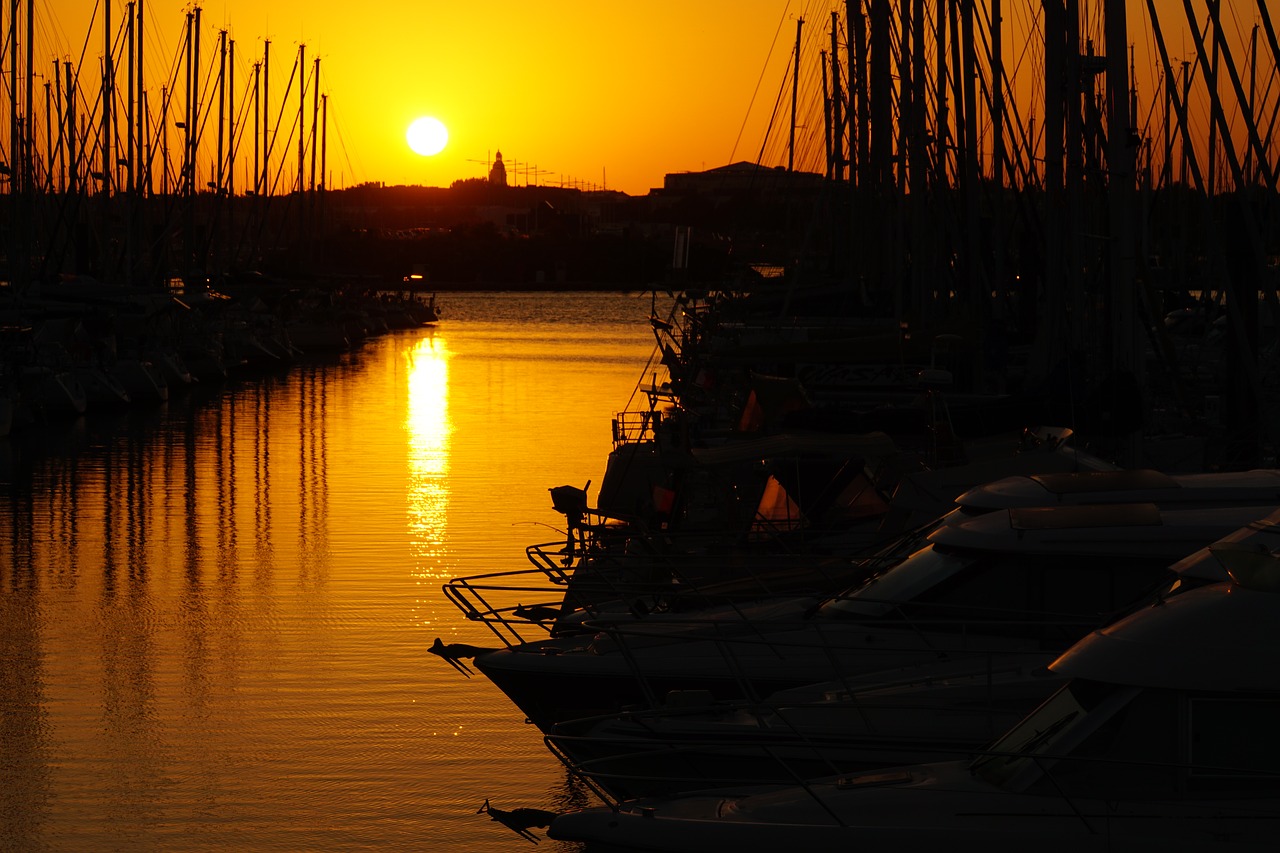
730,0,792,164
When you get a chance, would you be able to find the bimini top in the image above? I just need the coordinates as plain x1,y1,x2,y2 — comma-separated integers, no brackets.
1052,564,1280,692
955,468,1280,512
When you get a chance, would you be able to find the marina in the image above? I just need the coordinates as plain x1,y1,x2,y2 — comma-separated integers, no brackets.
5,0,1280,850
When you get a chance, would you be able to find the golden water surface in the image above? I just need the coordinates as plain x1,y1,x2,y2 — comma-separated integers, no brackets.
0,291,665,852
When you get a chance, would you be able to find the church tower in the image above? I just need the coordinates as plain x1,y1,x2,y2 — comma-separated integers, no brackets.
489,150,508,186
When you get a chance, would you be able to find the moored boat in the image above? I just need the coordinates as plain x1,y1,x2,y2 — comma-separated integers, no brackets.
548,540,1280,851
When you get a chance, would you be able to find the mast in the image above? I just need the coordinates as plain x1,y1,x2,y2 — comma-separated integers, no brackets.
897,0,911,189
319,92,328,258
161,85,169,196
9,0,17,197
298,43,306,193
320,92,327,191
217,29,226,193
126,2,135,196
262,39,270,195
1162,56,1173,187
933,0,948,188
66,61,77,197
43,80,51,192
183,10,193,196
192,6,202,196
1180,60,1190,185
960,0,981,306
1105,0,1139,464
830,11,843,182
991,0,1006,308
55,59,65,192
103,0,113,196
1036,0,1066,381
228,39,235,198
1247,23,1258,185
126,1,135,285
253,60,260,194
869,0,890,188
310,56,320,192
24,0,32,194
137,0,144,195
143,89,151,197
852,1,868,185
789,19,801,172
822,48,832,178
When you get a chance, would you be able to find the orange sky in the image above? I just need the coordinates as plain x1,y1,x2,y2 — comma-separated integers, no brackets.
34,2,1280,195
47,1,817,195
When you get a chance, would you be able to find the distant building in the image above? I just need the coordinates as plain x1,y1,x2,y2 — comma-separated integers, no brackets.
661,161,824,194
489,150,508,187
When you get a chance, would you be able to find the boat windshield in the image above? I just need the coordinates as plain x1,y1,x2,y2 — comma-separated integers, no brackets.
970,679,1137,789
818,544,976,618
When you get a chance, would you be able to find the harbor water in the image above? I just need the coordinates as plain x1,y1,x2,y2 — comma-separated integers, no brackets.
0,291,664,852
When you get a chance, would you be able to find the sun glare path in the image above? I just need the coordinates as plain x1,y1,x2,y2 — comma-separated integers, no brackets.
405,335,452,576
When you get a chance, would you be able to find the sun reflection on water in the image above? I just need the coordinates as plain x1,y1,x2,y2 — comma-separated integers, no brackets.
404,334,452,576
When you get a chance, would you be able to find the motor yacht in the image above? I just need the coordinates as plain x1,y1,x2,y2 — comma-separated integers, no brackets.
548,546,1280,851
472,502,1275,730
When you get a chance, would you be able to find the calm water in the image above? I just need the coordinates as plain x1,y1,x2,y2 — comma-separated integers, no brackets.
0,292,666,852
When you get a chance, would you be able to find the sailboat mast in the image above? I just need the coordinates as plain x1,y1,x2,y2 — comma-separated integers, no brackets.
298,43,305,193
43,80,51,192
137,0,144,195
829,12,843,182
192,6,201,196
217,29,226,193
1105,0,1138,464
161,85,169,195
183,10,193,195
228,39,235,197
127,2,135,196
253,60,260,193
262,39,270,196
55,59,65,192
66,61,77,196
320,92,327,191
789,17,802,172
310,57,319,192
25,0,32,193
103,0,113,195
8,0,16,197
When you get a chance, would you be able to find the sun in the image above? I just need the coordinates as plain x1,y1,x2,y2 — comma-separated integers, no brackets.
407,116,449,157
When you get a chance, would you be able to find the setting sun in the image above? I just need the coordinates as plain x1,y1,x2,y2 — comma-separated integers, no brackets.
407,117,449,157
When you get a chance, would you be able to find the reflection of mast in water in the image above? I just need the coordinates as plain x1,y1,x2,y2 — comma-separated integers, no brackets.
218,394,241,586
298,367,331,582
405,335,451,575
252,382,275,587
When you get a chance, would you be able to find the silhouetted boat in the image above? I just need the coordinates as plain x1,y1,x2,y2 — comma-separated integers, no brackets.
548,526,1280,850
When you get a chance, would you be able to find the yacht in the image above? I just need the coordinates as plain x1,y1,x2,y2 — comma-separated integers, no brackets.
443,462,1280,651
547,545,1280,851
472,502,1275,730
544,509,1263,800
